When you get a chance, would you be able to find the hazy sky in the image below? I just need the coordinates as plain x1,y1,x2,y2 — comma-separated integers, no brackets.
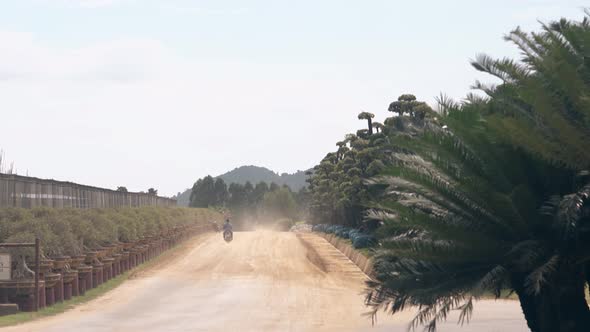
0,0,586,196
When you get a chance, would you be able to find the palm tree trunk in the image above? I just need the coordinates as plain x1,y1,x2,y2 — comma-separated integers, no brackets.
513,266,590,332
551,265,590,332
513,276,541,332
367,118,373,135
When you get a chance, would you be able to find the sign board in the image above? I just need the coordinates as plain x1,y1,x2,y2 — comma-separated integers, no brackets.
0,253,11,280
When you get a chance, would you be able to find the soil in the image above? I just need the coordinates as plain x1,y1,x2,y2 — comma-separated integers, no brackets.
0,231,529,332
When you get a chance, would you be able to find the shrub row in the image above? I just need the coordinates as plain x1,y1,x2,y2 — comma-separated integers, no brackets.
312,224,377,249
0,207,221,257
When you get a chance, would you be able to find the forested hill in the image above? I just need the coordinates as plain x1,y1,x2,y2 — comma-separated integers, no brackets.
218,166,308,190
173,166,308,206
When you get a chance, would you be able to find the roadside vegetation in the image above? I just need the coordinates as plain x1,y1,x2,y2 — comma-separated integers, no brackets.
0,207,219,257
307,11,590,332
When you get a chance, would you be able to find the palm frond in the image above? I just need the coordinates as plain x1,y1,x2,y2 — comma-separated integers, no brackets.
556,183,590,239
457,297,474,326
434,93,459,115
471,265,509,298
524,254,560,295
471,54,529,84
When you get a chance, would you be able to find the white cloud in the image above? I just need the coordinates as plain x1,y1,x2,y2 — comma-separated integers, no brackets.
159,3,248,16
36,0,134,9
71,0,122,7
0,32,174,82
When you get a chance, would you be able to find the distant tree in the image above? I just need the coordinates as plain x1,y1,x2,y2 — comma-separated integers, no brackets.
336,141,350,161
269,182,280,192
307,121,378,227
305,170,314,186
295,187,311,220
344,133,358,145
147,188,158,196
253,182,269,203
358,111,375,134
244,181,254,203
189,176,216,207
387,93,433,119
262,187,297,221
116,186,128,193
213,178,228,206
388,94,416,116
356,129,370,139
228,183,247,209
372,122,383,133
336,145,350,162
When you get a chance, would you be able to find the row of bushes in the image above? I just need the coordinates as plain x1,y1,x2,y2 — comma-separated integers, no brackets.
0,207,221,257
312,224,377,249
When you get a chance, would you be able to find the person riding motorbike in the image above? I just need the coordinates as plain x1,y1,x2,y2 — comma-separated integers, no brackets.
223,219,232,232
223,218,233,241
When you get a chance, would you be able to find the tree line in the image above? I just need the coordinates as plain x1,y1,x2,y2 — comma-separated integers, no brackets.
308,12,590,332
189,176,309,228
307,93,432,229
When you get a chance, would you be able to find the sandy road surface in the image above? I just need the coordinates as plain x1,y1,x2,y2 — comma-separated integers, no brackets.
1,231,528,332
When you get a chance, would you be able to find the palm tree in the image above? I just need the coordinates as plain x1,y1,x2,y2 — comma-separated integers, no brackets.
365,107,585,332
470,10,590,170
365,13,590,331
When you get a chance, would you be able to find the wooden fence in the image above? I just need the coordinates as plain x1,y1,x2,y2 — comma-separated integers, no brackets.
0,173,176,209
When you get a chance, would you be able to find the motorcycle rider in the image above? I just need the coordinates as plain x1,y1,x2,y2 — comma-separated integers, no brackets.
223,218,232,232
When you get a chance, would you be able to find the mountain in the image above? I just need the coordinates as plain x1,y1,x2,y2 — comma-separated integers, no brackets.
173,166,309,206
218,166,308,190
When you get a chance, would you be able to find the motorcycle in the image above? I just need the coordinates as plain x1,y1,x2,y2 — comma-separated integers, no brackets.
223,229,233,242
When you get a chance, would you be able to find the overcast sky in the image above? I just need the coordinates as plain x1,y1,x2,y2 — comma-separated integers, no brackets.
0,0,586,196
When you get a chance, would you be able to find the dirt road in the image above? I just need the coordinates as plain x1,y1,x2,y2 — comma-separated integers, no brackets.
1,231,528,332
